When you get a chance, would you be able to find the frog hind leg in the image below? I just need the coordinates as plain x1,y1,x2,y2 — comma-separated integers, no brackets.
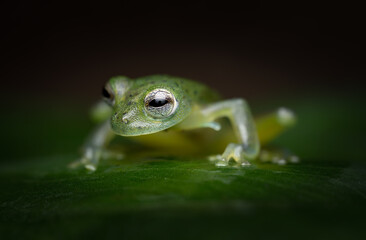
255,107,296,146
255,107,299,164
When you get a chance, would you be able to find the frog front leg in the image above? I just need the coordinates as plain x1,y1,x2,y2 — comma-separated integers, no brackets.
69,120,115,171
177,99,260,166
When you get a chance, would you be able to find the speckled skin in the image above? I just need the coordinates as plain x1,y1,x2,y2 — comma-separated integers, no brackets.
109,75,220,136
72,75,296,171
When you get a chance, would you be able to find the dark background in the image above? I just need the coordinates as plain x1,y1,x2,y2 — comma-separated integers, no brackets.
1,1,365,162
1,2,366,239
2,1,364,105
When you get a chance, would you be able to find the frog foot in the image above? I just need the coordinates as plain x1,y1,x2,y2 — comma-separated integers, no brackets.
68,158,98,172
68,147,103,172
259,149,299,165
69,148,125,172
209,143,251,167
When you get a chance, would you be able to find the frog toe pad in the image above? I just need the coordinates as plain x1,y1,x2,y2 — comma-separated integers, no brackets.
209,143,251,167
259,149,300,165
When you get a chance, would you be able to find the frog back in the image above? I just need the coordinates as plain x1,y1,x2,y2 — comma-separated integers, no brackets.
133,75,221,106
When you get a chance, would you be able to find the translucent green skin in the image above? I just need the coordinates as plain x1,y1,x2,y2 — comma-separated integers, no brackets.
74,75,295,171
109,75,221,136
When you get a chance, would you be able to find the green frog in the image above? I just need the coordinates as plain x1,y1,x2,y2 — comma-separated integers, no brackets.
72,75,297,171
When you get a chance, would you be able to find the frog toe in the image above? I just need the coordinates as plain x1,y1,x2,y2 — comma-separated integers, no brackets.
68,157,98,172
259,149,300,165
211,143,251,167
69,148,102,172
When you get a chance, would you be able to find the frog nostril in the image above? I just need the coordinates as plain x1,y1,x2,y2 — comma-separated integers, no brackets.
119,111,134,124
122,116,129,124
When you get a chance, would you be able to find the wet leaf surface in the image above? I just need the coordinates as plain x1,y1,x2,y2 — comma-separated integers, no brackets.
1,96,365,239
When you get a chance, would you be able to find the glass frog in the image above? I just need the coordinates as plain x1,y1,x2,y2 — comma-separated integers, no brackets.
71,75,297,171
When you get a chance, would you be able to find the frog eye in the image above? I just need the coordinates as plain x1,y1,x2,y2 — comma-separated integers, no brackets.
144,89,177,119
102,84,115,105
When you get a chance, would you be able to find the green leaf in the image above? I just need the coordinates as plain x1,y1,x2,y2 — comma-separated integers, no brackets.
1,96,365,239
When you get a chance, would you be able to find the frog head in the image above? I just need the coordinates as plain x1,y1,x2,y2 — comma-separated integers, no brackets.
103,75,192,136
